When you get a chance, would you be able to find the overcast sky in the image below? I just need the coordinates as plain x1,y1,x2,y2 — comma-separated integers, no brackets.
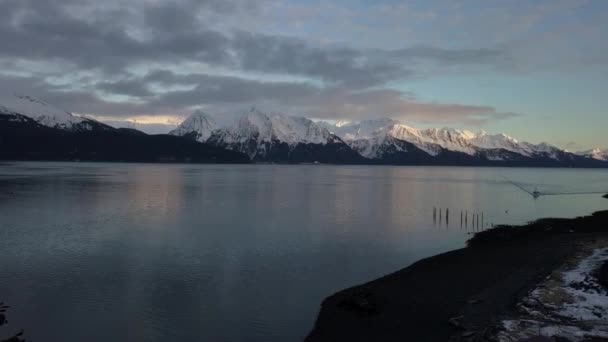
1,0,607,149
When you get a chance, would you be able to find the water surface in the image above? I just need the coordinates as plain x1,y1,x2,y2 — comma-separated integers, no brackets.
0,162,606,341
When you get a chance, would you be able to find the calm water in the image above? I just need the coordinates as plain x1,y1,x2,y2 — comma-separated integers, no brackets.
0,162,607,341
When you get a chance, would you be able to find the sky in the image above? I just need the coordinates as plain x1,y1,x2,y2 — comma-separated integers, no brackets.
1,0,607,150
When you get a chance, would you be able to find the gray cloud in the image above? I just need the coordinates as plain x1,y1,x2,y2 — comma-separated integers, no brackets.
387,46,512,66
0,71,516,128
230,32,412,87
148,72,321,107
0,0,520,131
96,80,153,98
0,0,511,85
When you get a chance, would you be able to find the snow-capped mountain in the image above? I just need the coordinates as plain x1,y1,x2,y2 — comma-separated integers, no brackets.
0,94,109,131
0,97,250,164
170,108,363,163
170,111,607,166
320,118,569,162
169,110,219,142
577,148,608,161
3,93,601,167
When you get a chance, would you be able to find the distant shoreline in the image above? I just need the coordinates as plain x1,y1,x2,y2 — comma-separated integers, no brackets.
2,159,608,169
305,208,608,342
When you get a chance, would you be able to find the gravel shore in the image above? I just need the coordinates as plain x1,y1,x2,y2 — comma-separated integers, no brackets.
306,210,608,342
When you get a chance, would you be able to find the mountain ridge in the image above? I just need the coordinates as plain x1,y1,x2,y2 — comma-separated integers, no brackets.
1,93,606,167
576,148,608,161
0,95,250,164
171,110,607,167
0,94,113,132
170,108,364,163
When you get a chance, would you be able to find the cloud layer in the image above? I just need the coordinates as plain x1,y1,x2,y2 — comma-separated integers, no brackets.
1,0,601,132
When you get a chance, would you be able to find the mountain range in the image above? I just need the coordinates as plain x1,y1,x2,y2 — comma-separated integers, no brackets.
170,108,364,164
0,94,249,163
576,148,608,162
169,109,608,167
1,94,606,167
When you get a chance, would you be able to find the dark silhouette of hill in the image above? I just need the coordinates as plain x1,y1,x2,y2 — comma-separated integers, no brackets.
0,114,250,164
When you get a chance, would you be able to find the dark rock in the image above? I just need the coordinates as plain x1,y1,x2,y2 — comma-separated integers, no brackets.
337,291,379,315
603,194,608,199
448,316,464,329
461,331,476,338
518,337,554,342
595,260,608,289
1,329,25,342
554,337,573,342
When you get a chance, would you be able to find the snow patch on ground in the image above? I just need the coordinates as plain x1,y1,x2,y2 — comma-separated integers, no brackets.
559,248,608,320
497,246,608,341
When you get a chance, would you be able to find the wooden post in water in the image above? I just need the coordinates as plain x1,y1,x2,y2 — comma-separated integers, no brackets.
471,212,474,231
439,208,442,225
473,212,476,231
460,211,463,228
446,208,449,226
482,213,484,229
433,207,436,224
473,213,479,231
465,211,468,229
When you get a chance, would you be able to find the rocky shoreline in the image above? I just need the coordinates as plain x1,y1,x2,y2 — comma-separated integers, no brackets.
0,302,25,342
305,210,608,342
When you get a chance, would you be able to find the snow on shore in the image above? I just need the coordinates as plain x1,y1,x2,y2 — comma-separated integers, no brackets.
498,246,608,341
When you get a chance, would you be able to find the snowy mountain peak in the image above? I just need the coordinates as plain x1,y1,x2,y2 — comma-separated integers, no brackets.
169,110,218,142
319,118,565,159
335,120,352,127
230,109,336,146
0,93,93,130
236,108,273,140
172,108,339,149
577,148,608,161
170,108,350,160
169,112,605,165
325,118,400,141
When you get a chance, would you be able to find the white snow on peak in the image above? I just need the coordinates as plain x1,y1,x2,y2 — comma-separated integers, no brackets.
169,110,218,142
326,118,399,140
320,118,563,158
0,94,89,130
392,126,478,155
224,108,336,145
335,120,352,128
171,107,337,146
577,148,608,161
170,112,589,162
